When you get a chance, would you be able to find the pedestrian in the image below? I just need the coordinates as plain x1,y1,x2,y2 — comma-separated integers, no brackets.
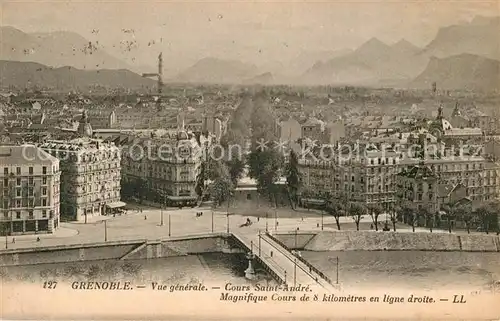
12,238,15,244
370,224,373,230
257,217,260,222
36,237,40,242
144,215,147,220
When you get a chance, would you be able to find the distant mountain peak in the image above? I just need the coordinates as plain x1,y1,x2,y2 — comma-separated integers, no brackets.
392,39,420,53
355,37,390,55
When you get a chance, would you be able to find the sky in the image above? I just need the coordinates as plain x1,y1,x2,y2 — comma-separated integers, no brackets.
1,0,498,73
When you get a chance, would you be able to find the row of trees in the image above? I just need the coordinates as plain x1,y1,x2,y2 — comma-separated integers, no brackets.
246,93,285,206
312,190,500,234
400,200,500,234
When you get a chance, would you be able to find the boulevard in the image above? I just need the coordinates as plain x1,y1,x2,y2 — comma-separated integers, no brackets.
1,204,455,251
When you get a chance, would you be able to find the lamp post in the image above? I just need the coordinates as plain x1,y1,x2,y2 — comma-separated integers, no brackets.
265,212,269,232
160,191,166,226
258,231,261,257
321,207,324,231
274,206,278,231
211,209,214,233
293,257,297,287
104,220,108,242
294,228,298,249
336,256,339,284
168,214,171,237
226,194,231,233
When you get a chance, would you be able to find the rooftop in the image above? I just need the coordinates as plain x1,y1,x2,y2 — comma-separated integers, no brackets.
0,145,58,165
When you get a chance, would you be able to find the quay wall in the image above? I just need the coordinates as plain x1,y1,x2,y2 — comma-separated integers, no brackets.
274,231,500,252
0,234,230,267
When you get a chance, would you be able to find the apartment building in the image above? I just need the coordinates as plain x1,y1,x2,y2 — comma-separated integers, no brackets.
0,145,61,235
298,143,401,210
40,139,122,221
121,129,204,207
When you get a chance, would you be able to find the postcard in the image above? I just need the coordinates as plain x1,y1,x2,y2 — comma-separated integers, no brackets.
0,0,499,319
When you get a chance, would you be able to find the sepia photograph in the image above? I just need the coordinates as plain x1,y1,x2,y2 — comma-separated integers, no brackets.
0,0,499,319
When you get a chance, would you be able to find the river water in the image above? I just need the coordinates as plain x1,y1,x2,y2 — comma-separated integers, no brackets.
302,251,500,291
2,251,499,292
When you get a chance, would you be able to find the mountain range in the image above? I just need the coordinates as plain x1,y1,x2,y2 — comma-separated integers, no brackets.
409,54,500,91
1,15,499,90
172,57,259,84
301,38,426,86
0,26,135,72
0,60,154,90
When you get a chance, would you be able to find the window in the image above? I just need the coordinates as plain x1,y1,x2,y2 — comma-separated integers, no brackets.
3,167,7,175
16,211,21,219
28,199,34,207
16,200,21,207
16,188,21,197
42,199,47,206
28,167,33,175
28,210,33,219
42,210,47,218
28,177,33,185
28,187,34,196
42,187,47,196
3,200,8,209
42,177,47,185
16,178,21,186
3,178,7,187
42,166,47,174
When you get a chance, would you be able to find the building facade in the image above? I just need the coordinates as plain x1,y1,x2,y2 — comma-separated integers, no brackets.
40,139,122,221
120,130,204,207
0,145,61,235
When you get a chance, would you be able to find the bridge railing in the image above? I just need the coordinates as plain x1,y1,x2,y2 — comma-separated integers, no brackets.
265,231,336,287
229,233,287,284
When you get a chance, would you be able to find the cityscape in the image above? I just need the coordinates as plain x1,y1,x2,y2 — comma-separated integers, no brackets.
1,1,500,319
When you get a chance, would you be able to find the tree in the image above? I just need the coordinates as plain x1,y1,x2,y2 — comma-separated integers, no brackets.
208,178,233,207
226,158,245,186
474,201,500,234
349,202,365,231
247,148,284,205
326,195,345,230
367,204,383,231
442,202,459,233
285,149,300,209
455,205,472,234
389,204,398,231
205,161,234,207
137,178,148,203
419,207,433,233
399,206,416,232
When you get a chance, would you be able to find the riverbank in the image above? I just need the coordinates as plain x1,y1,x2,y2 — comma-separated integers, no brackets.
0,234,240,267
274,230,500,252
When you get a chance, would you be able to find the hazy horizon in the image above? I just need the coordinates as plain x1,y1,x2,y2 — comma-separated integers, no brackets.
1,1,498,76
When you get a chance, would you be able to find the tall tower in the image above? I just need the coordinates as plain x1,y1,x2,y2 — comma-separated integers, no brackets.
142,52,164,111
